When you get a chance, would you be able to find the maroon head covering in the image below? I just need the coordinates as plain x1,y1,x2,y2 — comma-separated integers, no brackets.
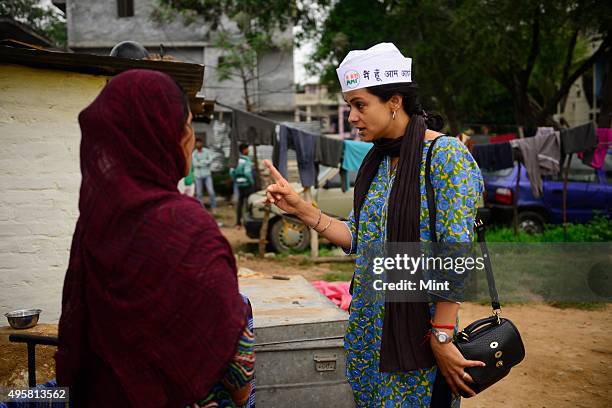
56,69,246,407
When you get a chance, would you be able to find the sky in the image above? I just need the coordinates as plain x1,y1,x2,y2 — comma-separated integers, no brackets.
40,0,319,85
293,37,318,85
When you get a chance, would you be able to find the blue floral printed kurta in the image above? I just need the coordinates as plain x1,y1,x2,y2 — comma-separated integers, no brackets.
343,137,484,407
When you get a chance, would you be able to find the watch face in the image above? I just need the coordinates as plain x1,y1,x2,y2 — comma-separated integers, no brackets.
437,332,449,342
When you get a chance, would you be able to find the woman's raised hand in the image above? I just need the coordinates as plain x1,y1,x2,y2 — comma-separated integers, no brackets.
263,160,304,215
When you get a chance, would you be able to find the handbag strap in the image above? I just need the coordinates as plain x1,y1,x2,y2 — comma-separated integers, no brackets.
425,137,501,312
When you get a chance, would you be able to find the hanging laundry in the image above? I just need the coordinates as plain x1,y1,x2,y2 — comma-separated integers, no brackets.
510,131,561,198
340,140,373,192
535,127,555,138
560,122,597,156
315,135,344,168
523,127,538,138
489,133,516,144
274,125,317,187
579,128,611,169
342,140,373,172
591,128,612,169
229,108,277,167
472,142,514,171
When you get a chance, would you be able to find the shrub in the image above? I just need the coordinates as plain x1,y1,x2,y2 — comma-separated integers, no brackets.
485,216,612,242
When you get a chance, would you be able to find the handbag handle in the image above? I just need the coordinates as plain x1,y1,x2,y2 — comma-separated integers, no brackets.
460,315,500,336
425,137,501,312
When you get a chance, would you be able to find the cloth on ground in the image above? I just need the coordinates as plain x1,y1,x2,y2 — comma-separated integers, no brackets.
229,108,277,167
472,142,514,171
273,125,318,187
312,281,351,311
579,128,611,169
510,131,561,198
560,122,597,156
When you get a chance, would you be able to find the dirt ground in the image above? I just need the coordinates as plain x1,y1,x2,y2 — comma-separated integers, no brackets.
1,203,610,407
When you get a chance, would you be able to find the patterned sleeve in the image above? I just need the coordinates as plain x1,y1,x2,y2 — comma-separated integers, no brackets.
431,137,483,243
342,210,358,255
427,138,484,302
223,325,255,389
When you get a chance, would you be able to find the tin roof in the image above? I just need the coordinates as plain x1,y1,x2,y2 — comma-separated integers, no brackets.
0,45,211,114
0,18,56,49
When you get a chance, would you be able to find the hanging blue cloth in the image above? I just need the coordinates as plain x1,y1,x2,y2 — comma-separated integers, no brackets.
342,140,373,172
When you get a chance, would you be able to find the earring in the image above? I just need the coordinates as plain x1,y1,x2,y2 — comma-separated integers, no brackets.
392,110,397,120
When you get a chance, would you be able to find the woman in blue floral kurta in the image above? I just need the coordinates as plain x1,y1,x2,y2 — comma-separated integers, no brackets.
262,42,485,408
343,137,483,407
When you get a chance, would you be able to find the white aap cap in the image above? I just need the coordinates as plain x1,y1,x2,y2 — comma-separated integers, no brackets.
336,43,412,93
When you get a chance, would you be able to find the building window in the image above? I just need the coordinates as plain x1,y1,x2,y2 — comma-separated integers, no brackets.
117,0,134,18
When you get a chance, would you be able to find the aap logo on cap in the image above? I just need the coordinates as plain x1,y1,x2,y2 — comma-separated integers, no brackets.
344,70,360,89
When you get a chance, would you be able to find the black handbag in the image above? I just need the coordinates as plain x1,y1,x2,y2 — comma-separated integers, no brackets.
425,136,526,396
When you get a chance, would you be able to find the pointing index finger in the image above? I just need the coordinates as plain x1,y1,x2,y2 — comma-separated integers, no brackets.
263,160,287,185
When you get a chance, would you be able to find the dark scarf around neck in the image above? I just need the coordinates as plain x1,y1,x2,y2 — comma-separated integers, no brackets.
352,115,435,372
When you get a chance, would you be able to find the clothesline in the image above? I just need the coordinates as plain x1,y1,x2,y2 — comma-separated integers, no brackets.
216,101,323,137
471,123,608,200
218,101,372,188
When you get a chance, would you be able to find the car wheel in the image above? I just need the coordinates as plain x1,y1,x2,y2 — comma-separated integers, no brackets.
269,217,311,253
517,211,545,234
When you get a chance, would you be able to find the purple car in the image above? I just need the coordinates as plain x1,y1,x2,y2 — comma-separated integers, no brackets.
482,152,612,233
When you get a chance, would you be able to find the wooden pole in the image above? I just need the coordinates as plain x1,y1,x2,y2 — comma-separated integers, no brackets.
304,187,319,258
562,154,572,239
251,143,269,257
513,161,521,235
259,204,271,257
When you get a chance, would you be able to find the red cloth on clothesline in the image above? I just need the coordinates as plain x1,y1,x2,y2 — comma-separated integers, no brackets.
489,133,516,144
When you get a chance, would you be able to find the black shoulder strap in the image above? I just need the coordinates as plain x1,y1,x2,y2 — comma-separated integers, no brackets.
425,137,444,243
424,137,501,311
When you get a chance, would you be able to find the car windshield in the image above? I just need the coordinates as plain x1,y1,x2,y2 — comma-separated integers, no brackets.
480,167,514,178
317,165,336,184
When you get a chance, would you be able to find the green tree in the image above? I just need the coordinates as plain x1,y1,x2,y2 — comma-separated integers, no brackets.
305,0,612,129
0,0,66,48
152,0,299,112
304,0,502,133
456,0,612,127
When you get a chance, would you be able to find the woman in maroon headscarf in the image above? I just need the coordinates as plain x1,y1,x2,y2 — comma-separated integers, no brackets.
56,69,251,407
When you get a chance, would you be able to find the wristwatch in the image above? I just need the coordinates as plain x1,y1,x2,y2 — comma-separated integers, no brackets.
431,327,453,344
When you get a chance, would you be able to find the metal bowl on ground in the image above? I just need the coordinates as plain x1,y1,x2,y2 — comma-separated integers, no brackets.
5,309,42,329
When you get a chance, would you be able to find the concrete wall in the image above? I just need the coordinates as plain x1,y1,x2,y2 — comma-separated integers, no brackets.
67,0,209,48
559,79,594,127
66,0,295,113
0,64,108,323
